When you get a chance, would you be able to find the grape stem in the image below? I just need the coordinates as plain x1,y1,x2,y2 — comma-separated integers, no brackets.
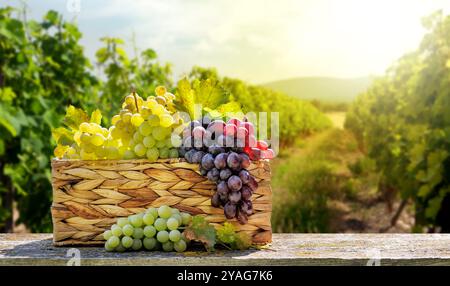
131,86,139,113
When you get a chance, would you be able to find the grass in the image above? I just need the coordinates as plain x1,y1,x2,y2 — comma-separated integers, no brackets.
271,128,382,233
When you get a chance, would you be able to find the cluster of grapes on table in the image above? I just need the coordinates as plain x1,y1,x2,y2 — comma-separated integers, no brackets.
179,117,274,224
103,205,191,252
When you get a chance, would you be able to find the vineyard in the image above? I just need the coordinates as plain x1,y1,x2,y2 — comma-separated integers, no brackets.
346,11,450,232
0,7,329,232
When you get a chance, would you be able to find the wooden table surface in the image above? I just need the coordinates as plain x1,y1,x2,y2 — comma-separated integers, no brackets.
1,233,450,266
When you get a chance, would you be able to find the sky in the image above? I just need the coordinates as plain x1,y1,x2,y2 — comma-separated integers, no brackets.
4,0,450,83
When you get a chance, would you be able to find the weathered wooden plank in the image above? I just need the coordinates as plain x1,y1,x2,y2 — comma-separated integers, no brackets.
1,233,450,266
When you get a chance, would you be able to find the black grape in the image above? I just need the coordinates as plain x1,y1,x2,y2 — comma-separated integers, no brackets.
217,180,229,195
208,145,225,156
184,149,196,163
226,152,241,171
247,175,258,192
224,202,237,219
228,191,241,204
227,175,242,191
192,151,205,163
211,192,221,207
241,186,252,200
219,168,232,180
201,153,215,170
214,153,228,169
207,168,220,182
239,170,250,184
239,153,251,169
236,208,248,225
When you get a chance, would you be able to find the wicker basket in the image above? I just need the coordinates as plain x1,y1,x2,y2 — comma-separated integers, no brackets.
50,158,272,246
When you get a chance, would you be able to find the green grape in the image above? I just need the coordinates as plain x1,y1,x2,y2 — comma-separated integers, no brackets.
170,134,182,148
159,148,169,159
122,112,132,123
143,136,156,148
111,224,122,237
122,224,134,237
91,133,105,146
139,122,152,136
117,218,129,228
80,141,95,153
131,239,142,251
167,217,179,231
158,205,172,219
174,240,187,252
106,146,120,159
143,213,155,226
156,230,169,243
131,114,144,126
123,150,135,159
121,236,133,248
105,241,115,252
153,104,165,116
147,99,158,110
147,207,158,219
162,241,174,252
152,126,167,141
154,218,167,231
79,122,92,133
169,149,179,158
171,208,180,215
107,236,120,248
148,114,160,127
144,225,156,238
103,230,113,240
133,227,144,239
80,133,91,143
137,212,145,219
112,115,121,125
130,215,143,228
133,131,144,142
95,146,107,158
146,147,159,162
155,140,166,149
140,107,151,118
125,95,135,105
134,143,147,157
169,230,181,242
181,213,192,226
160,114,174,127
171,213,182,225
115,242,126,252
143,237,157,250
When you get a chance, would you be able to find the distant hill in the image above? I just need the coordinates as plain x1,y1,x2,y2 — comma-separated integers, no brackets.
263,76,374,102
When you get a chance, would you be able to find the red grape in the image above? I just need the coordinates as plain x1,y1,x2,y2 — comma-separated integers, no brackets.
192,126,206,139
224,124,237,136
249,147,261,160
236,127,248,140
257,140,268,150
227,118,241,126
245,134,257,148
261,148,275,159
240,121,255,136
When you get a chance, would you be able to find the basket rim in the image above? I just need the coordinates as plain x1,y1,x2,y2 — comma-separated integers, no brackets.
51,158,270,163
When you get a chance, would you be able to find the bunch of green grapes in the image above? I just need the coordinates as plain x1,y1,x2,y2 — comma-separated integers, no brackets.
103,205,192,252
63,122,120,160
118,87,183,161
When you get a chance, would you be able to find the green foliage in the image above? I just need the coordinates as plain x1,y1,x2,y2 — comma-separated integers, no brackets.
345,11,450,229
0,7,172,232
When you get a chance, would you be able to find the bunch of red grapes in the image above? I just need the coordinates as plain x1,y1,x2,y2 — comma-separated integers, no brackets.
179,117,274,224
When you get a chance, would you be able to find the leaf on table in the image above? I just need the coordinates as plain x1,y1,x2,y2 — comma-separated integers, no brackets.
183,215,216,251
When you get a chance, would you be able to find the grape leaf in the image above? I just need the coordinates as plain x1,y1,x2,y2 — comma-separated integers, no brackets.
175,78,195,119
216,222,236,244
90,109,102,125
193,78,228,110
51,127,74,145
217,101,242,114
183,215,216,251
63,105,89,130
217,222,252,250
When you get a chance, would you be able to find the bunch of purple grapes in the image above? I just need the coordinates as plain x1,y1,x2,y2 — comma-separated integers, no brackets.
179,117,258,224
